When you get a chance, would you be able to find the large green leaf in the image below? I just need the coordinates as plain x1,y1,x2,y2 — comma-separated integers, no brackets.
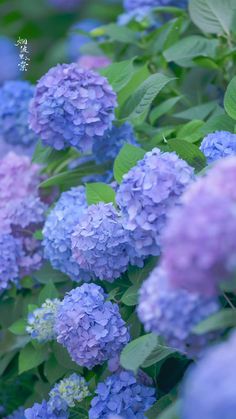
100,58,135,92
174,101,217,121
121,284,139,306
18,343,48,374
38,281,59,306
113,144,146,183
161,139,206,172
33,262,68,284
200,114,235,136
224,76,236,120
86,182,116,205
120,334,159,373
193,308,236,334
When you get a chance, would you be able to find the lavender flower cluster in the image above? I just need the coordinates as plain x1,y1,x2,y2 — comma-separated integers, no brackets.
0,36,19,84
200,130,236,164
29,63,117,153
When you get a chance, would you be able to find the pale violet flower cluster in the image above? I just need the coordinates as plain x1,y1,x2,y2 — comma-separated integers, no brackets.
43,186,91,282
92,122,138,164
26,298,60,343
54,283,130,369
200,131,236,164
162,157,236,296
29,63,117,153
48,374,89,414
138,266,219,357
0,81,37,149
78,55,111,71
89,371,156,418
0,235,23,292
67,19,100,62
71,203,130,281
181,331,236,419
116,148,195,260
0,36,19,84
25,400,64,419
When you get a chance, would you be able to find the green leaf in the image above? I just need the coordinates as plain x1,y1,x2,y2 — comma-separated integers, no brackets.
158,400,181,419
150,97,182,124
98,23,138,44
9,319,27,336
128,256,158,285
100,58,135,92
118,65,150,108
174,101,217,121
121,284,139,306
33,262,69,284
224,76,236,120
120,333,159,373
189,0,236,35
120,73,174,120
146,395,173,419
44,355,68,385
200,114,235,136
113,144,146,183
18,343,48,374
193,308,236,334
164,36,218,67
38,281,59,306
53,342,83,372
142,344,175,368
162,139,206,172
86,182,116,205
177,120,204,143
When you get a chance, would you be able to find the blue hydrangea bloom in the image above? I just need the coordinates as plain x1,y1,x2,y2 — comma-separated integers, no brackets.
5,406,25,418
48,373,89,414
29,63,117,153
54,284,130,369
92,122,138,164
116,148,195,260
89,371,156,418
71,203,130,282
0,234,22,293
0,36,19,84
124,0,187,12
26,299,60,343
181,331,236,419
67,19,101,61
24,400,66,419
200,131,236,164
43,187,91,282
0,81,37,148
138,266,219,357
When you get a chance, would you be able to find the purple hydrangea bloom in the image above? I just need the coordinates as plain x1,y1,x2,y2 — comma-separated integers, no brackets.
0,36,19,84
48,373,89,414
0,234,22,292
67,19,101,62
181,331,236,419
54,283,130,369
92,122,138,164
24,400,65,419
78,55,111,71
43,187,91,282
0,81,37,148
203,155,236,202
89,371,156,418
116,148,195,260
162,169,236,296
48,0,81,10
29,64,117,153
71,203,130,282
138,266,219,357
124,0,187,12
200,131,236,164
26,298,60,343
5,407,25,419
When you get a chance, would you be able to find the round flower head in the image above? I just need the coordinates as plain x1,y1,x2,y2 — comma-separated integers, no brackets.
200,131,236,164
5,406,25,419
162,173,236,296
0,36,19,84
138,266,219,357
92,122,138,164
89,371,156,418
26,298,60,343
29,63,117,153
124,0,187,12
24,400,66,419
71,203,130,282
181,331,236,419
203,156,236,202
48,373,89,414
54,283,130,369
67,19,101,62
0,81,37,148
43,186,91,282
116,148,195,260
0,234,22,293
48,0,81,10
78,55,111,71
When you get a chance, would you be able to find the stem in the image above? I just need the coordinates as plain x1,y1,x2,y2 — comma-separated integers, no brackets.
223,292,236,310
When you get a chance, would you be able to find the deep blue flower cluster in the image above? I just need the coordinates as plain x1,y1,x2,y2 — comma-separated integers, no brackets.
29,63,117,153
0,234,22,292
138,266,219,357
89,371,156,418
200,130,236,164
26,299,60,343
0,36,19,84
54,283,130,369
0,81,37,149
71,203,130,281
43,186,91,282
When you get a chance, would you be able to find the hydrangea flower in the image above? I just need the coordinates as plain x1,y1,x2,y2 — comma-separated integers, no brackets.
138,266,219,357
29,63,117,153
71,203,130,282
24,400,65,419
0,234,22,292
43,187,91,282
89,371,156,418
78,55,111,71
67,19,101,62
116,148,195,260
181,331,236,419
26,299,60,343
162,170,236,296
48,374,89,414
118,7,159,26
54,283,130,369
48,0,81,10
200,131,236,164
4,406,25,419
0,36,19,84
124,0,187,12
0,81,37,148
203,155,236,202
92,122,138,164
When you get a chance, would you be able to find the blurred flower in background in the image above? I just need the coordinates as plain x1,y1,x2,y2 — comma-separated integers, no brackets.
0,36,19,84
